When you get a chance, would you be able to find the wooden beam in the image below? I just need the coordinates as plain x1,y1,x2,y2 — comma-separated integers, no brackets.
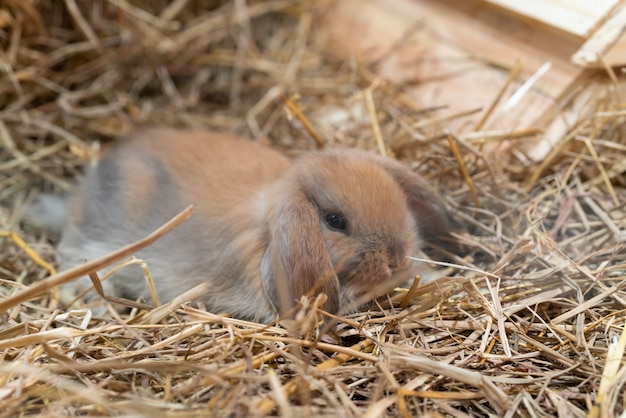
483,0,620,38
572,1,626,67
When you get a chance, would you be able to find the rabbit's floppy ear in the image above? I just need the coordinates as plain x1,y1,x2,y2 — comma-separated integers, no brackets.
261,181,340,316
371,155,464,255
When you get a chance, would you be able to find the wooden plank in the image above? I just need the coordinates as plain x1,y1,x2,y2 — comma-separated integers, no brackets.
483,0,620,38
320,0,586,159
572,1,626,67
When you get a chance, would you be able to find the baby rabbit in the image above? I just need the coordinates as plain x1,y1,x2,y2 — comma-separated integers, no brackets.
38,128,460,323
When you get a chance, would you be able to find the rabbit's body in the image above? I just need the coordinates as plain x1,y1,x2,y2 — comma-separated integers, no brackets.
42,128,460,322
58,130,286,321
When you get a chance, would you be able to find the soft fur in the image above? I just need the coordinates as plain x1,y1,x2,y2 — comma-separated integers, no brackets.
34,128,460,322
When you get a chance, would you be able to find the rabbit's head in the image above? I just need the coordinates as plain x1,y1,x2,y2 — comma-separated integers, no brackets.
261,149,458,317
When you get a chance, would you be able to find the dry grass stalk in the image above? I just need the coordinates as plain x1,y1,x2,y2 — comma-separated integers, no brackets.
473,59,524,132
447,135,480,208
0,0,625,417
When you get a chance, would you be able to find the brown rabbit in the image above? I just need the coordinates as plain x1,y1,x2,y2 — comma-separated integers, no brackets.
33,128,460,322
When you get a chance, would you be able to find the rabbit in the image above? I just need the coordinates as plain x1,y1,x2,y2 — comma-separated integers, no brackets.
32,128,461,323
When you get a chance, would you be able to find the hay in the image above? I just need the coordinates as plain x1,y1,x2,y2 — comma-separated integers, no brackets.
1,0,625,416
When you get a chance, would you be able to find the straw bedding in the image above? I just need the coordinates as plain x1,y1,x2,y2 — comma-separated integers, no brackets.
1,1,625,416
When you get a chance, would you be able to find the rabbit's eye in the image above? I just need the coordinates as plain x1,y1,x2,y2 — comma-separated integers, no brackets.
325,212,347,231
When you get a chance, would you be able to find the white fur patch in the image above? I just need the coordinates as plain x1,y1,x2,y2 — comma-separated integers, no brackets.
25,194,69,234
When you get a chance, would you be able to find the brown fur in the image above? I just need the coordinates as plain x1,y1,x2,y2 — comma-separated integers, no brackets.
52,128,461,322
